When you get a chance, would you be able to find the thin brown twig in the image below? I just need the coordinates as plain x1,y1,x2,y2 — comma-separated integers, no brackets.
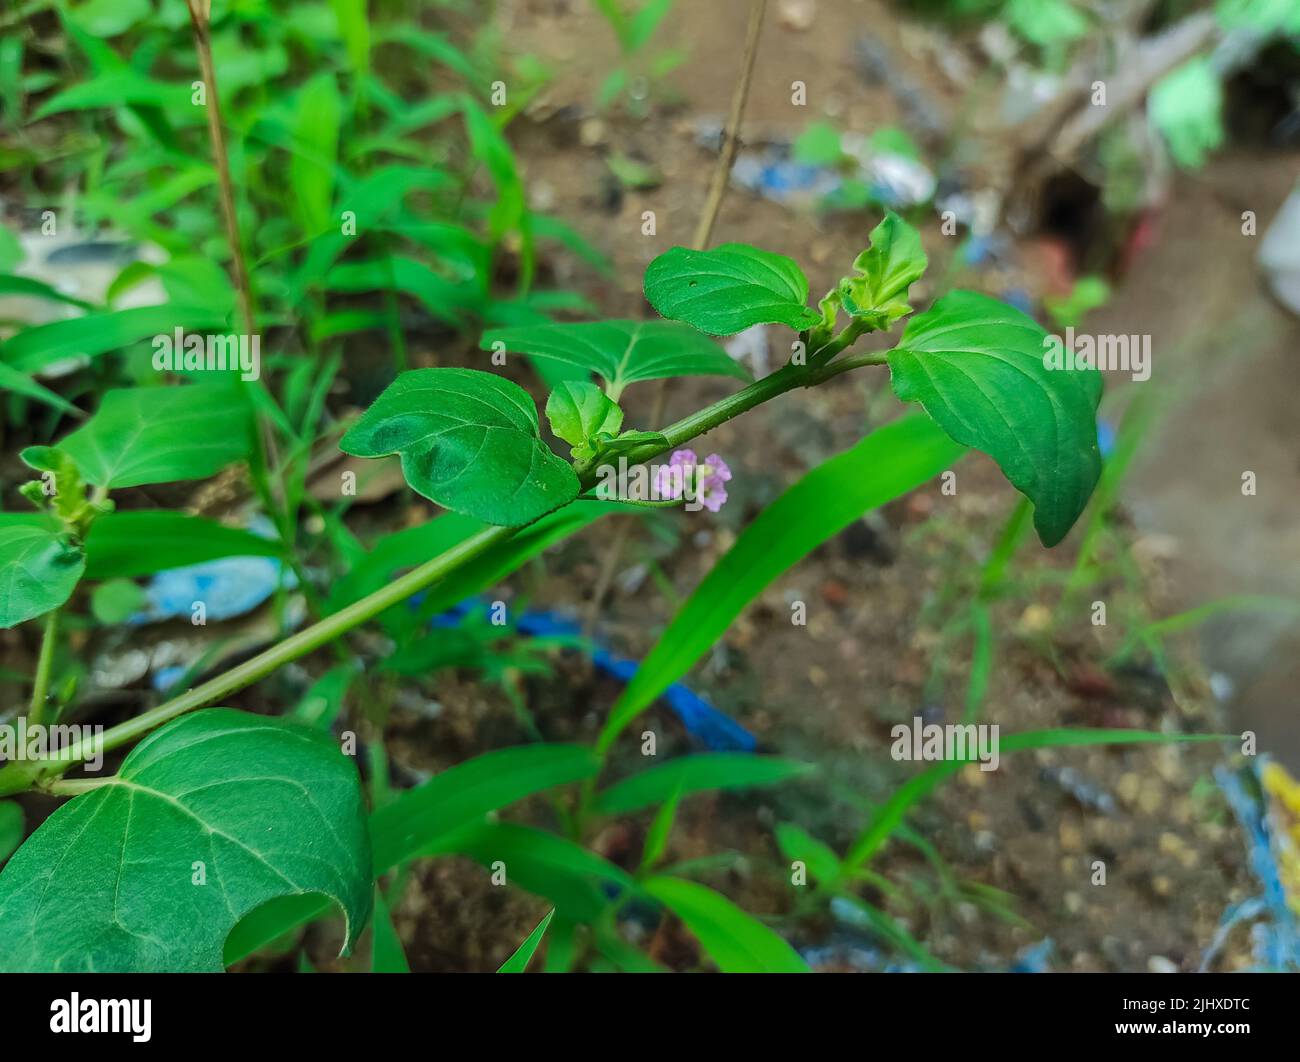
584,0,768,636
691,0,768,251
187,1,286,516
187,1,255,336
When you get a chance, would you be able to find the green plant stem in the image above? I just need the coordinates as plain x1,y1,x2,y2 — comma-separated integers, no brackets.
27,525,512,781
8,354,889,791
27,608,59,726
978,496,1032,598
816,349,889,379
587,0,767,633
40,777,112,796
615,353,879,467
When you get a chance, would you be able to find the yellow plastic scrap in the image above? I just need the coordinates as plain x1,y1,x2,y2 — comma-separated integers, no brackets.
1262,760,1300,916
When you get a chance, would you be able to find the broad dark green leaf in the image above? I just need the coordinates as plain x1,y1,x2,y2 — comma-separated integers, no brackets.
0,520,85,629
223,894,334,967
594,754,814,815
225,743,601,965
84,511,282,580
482,320,748,398
339,367,580,526
0,709,372,972
643,876,809,973
643,244,822,335
31,384,254,489
545,380,623,448
887,291,1102,546
598,415,965,752
497,909,554,972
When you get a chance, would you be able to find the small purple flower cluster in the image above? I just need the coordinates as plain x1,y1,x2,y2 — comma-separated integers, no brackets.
654,449,732,512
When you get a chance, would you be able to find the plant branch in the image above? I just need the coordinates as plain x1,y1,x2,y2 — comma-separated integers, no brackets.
27,607,59,726
27,525,512,780
39,777,113,797
4,350,893,790
587,0,767,633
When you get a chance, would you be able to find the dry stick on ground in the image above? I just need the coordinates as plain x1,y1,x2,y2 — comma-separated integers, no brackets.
583,0,769,637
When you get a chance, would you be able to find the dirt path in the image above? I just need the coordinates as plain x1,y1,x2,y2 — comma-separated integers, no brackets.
1094,152,1300,768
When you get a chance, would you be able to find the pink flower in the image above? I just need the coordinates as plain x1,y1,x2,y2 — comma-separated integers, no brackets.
655,449,696,500
654,449,732,511
698,453,732,512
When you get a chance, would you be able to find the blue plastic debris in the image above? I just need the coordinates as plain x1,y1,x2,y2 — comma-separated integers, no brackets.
730,151,839,208
1206,762,1300,971
728,145,935,211
513,607,757,752
428,599,757,752
131,518,289,627
1008,937,1055,973
1097,418,1117,459
999,287,1035,315
133,555,287,625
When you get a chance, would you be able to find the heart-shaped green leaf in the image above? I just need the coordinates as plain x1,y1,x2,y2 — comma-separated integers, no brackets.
887,291,1102,546
340,367,579,526
545,380,623,449
28,384,254,489
482,320,748,399
644,244,822,335
0,709,372,973
0,518,85,629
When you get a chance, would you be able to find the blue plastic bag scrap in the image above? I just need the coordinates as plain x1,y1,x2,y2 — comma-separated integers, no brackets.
1206,759,1300,971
